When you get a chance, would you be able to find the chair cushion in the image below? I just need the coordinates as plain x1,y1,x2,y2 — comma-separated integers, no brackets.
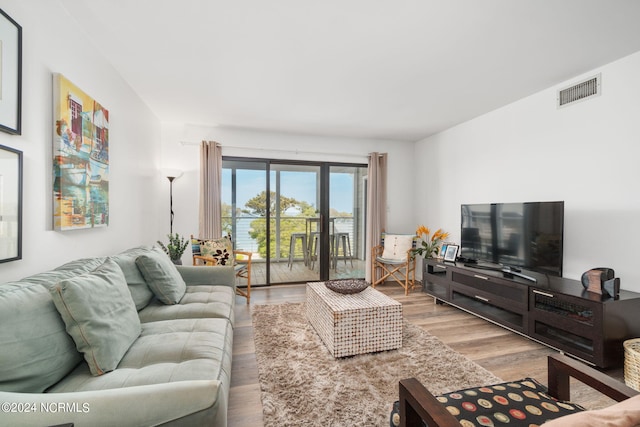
390,378,585,427
50,259,142,376
136,246,187,304
196,236,234,266
381,234,414,261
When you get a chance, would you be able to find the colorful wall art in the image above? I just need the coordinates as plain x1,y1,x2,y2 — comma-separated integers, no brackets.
53,74,109,230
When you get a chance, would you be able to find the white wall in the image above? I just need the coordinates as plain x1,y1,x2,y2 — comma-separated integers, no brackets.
415,50,640,292
158,124,416,247
0,1,162,282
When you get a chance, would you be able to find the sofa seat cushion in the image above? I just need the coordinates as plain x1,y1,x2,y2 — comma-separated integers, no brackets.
138,285,235,324
47,318,233,393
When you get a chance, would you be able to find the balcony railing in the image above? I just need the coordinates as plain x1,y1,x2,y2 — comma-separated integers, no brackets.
224,216,358,262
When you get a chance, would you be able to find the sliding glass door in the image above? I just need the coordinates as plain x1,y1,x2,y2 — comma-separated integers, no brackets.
329,165,367,280
221,159,267,283
267,163,322,284
222,158,366,285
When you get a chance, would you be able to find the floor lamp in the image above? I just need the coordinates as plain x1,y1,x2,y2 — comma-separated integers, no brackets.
164,170,183,234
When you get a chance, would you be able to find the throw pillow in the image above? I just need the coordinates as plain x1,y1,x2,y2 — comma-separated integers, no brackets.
381,234,414,261
50,259,141,376
135,246,187,304
200,236,234,266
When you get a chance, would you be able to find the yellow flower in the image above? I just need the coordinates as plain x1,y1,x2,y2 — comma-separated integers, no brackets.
416,225,430,237
432,229,450,241
412,225,449,259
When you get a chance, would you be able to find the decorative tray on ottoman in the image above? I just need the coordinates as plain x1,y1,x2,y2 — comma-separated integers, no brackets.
324,279,369,294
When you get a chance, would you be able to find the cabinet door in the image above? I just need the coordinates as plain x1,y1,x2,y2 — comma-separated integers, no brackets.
448,269,528,332
451,270,528,308
528,288,601,365
423,261,450,301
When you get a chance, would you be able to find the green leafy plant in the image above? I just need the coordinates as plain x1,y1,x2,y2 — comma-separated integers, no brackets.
157,233,189,261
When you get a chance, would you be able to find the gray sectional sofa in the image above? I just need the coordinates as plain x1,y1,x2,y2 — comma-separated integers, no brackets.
0,245,236,427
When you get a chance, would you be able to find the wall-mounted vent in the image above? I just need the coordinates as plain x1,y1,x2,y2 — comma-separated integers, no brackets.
557,73,601,108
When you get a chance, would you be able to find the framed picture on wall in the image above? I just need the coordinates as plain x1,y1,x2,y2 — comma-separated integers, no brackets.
443,244,459,262
0,8,22,135
53,73,110,230
0,144,23,263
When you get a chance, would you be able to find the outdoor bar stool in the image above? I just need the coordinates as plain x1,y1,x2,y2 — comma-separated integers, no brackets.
288,233,308,269
332,232,353,269
308,231,320,270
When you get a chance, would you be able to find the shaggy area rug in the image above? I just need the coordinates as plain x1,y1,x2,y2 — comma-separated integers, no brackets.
252,302,502,427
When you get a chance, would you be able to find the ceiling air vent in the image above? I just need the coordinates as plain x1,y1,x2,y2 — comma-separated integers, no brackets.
557,73,601,108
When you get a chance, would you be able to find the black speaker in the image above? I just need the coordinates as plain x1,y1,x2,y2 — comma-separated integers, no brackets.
581,268,619,298
603,277,621,299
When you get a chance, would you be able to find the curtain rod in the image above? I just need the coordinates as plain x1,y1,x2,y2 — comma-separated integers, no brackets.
179,140,377,159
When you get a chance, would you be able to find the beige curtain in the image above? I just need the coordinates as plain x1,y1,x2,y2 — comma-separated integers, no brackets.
365,152,387,282
199,141,222,239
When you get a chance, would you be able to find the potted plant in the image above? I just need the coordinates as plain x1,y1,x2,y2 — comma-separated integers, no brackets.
412,225,449,259
157,233,189,264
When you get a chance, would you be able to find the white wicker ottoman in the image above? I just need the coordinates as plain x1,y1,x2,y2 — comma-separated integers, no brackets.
306,281,403,358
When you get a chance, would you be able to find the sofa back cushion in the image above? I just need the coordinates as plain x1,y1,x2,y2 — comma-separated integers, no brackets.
111,246,155,310
136,246,187,305
0,279,83,392
50,259,142,376
54,257,107,273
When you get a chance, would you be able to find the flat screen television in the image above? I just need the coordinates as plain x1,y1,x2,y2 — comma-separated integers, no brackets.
460,201,564,277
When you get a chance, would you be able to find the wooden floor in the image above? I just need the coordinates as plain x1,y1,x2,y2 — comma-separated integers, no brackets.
245,258,367,285
229,282,625,426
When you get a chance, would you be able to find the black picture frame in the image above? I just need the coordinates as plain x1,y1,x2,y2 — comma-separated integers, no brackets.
0,144,22,263
0,8,22,135
443,244,459,262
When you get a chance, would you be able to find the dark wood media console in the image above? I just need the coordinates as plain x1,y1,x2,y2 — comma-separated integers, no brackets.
423,259,640,368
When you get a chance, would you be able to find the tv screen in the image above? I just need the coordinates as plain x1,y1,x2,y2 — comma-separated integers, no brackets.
460,201,564,276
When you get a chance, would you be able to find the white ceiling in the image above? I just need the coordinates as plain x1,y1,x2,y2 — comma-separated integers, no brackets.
60,0,640,142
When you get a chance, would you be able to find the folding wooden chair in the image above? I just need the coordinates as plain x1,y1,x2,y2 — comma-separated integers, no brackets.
371,232,417,295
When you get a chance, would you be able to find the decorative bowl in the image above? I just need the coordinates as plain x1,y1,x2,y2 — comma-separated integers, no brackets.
324,279,369,294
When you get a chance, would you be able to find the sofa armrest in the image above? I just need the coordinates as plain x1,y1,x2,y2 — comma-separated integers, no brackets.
176,265,235,287
548,353,638,402
0,380,222,427
399,354,640,427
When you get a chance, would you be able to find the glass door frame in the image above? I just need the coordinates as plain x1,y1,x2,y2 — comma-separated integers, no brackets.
223,156,366,285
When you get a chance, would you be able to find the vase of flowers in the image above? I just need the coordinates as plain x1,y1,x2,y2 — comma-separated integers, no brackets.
157,233,189,264
412,225,449,259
